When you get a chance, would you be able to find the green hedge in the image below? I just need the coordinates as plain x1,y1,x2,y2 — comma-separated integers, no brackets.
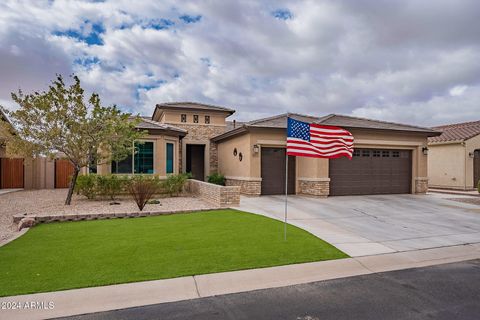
207,172,226,186
75,173,190,200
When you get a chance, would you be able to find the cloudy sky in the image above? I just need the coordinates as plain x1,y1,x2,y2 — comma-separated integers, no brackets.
1,0,479,126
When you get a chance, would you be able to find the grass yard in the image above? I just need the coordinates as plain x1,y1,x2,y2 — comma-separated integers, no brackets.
0,209,347,297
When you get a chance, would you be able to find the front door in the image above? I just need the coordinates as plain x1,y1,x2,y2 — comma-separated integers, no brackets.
474,150,480,189
186,144,205,181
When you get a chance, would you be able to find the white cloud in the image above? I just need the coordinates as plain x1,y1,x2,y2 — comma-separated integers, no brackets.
0,0,479,126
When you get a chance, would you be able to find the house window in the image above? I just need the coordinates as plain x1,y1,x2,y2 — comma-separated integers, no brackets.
111,141,154,174
181,114,187,122
193,115,199,123
166,143,174,174
205,115,210,124
134,141,154,173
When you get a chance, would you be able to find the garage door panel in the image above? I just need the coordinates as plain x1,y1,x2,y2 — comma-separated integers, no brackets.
261,147,295,195
329,148,411,196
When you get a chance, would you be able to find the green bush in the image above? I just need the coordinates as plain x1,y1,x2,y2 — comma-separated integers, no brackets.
162,173,190,197
97,174,127,200
75,174,98,199
207,172,226,186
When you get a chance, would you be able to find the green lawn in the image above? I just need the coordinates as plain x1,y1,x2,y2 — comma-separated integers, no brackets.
0,209,347,297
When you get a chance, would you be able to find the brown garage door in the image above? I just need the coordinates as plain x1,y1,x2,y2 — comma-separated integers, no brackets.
55,159,75,188
329,148,411,196
474,150,480,189
0,158,24,188
261,147,295,195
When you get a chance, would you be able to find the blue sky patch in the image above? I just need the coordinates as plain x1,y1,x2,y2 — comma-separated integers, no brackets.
272,9,293,20
53,22,105,45
179,14,202,24
144,18,175,30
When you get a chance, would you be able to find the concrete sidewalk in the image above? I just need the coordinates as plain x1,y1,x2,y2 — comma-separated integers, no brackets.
1,243,479,320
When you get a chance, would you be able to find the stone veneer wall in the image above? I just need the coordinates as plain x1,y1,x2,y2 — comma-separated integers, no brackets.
298,178,330,197
185,179,240,206
225,177,262,196
167,124,226,173
415,177,429,194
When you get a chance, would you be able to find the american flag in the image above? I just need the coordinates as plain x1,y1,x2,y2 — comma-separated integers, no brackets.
287,117,354,159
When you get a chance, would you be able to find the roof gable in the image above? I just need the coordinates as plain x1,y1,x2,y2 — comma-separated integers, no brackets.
428,120,480,144
154,102,235,118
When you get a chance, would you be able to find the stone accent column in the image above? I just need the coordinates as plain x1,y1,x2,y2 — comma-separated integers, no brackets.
225,177,262,196
415,177,428,194
298,178,330,197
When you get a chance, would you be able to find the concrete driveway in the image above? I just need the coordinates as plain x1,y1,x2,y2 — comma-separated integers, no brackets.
239,193,480,257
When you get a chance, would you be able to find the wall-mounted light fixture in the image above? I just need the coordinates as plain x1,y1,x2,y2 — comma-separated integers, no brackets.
422,147,429,155
468,152,475,158
253,144,259,153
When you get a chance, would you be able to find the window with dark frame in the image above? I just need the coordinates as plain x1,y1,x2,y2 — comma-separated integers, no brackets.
205,115,210,124
193,115,199,123
181,114,187,122
166,143,174,174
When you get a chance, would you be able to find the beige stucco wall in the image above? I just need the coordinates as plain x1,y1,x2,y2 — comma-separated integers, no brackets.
154,110,227,127
216,127,430,195
428,133,480,190
428,142,466,189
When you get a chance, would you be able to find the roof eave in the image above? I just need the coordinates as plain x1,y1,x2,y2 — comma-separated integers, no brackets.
211,125,249,142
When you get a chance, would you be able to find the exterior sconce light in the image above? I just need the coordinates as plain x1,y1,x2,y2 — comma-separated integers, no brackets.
233,148,237,156
239,152,243,161
253,144,260,153
468,152,475,158
422,147,429,155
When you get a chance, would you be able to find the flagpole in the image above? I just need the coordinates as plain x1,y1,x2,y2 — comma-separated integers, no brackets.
284,151,288,241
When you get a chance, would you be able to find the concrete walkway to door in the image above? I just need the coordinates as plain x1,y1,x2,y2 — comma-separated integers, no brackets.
239,193,480,257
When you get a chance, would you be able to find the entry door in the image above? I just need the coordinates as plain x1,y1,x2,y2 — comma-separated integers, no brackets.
186,144,205,181
0,158,24,188
474,150,480,189
329,148,411,196
55,159,75,188
261,147,295,195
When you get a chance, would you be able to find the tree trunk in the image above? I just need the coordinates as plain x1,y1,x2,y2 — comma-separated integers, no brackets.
65,167,80,205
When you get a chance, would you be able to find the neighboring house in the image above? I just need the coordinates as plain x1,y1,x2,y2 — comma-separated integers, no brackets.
1,102,442,197
428,120,480,190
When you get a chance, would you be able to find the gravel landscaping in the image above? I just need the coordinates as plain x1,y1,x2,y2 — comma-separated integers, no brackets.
0,190,218,243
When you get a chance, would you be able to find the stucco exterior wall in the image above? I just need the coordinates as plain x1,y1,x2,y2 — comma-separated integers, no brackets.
428,143,466,189
428,134,480,190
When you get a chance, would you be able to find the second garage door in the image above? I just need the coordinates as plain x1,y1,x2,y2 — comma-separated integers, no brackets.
261,147,296,195
329,148,411,196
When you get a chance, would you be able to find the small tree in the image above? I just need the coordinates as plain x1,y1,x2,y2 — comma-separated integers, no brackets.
1,75,144,205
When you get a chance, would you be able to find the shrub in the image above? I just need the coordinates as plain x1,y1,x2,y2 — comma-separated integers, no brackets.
162,173,190,197
97,174,127,200
75,174,97,199
127,175,162,211
207,172,226,186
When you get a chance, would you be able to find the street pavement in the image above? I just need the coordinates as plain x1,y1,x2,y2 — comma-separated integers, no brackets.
59,259,480,320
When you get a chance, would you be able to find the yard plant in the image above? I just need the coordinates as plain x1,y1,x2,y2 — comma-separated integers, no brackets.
207,172,226,186
0,210,347,297
0,75,143,205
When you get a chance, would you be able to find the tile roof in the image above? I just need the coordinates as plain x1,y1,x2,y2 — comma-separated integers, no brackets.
247,113,439,133
134,116,187,135
428,120,480,144
212,112,440,142
155,102,235,114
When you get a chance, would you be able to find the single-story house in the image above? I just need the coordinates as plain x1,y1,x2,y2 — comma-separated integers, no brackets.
428,120,480,190
1,102,442,197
